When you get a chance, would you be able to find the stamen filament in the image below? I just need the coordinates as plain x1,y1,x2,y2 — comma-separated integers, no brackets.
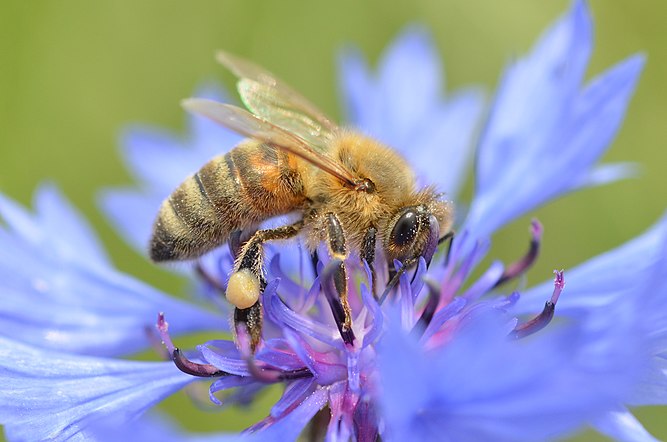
494,220,543,288
411,278,441,337
379,260,412,305
509,270,564,339
173,348,226,377
157,313,226,377
237,324,313,382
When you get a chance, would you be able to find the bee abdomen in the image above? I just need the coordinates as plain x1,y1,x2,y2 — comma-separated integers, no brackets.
150,141,305,262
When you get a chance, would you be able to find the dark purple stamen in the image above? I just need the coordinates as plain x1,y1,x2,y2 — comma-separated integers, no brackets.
157,313,226,377
173,348,226,377
321,259,356,345
278,367,314,381
236,324,313,383
246,359,313,383
437,230,455,246
494,220,543,288
378,260,410,305
509,270,564,339
443,231,455,267
411,278,441,337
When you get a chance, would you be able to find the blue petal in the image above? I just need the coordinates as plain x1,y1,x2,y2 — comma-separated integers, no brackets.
270,379,316,419
0,189,222,357
378,299,646,442
578,162,640,188
408,89,484,196
0,337,194,442
188,85,243,152
464,0,644,240
99,186,158,256
200,340,249,376
338,46,377,136
518,213,667,414
209,376,257,406
91,412,250,442
264,283,341,348
122,84,237,191
325,381,355,441
100,83,242,253
516,212,667,316
338,26,484,199
476,0,592,191
95,409,336,442
562,55,644,183
594,408,660,442
377,25,444,142
244,388,328,442
120,126,192,189
629,220,667,407
0,185,109,270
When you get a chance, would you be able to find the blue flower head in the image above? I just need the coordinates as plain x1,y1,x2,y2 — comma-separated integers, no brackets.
1,1,666,441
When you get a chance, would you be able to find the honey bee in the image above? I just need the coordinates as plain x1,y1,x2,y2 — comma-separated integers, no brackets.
150,51,453,350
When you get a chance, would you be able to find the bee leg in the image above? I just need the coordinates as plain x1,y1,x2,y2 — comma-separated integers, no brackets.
310,250,320,277
361,226,377,298
227,222,303,351
233,302,263,352
324,213,353,333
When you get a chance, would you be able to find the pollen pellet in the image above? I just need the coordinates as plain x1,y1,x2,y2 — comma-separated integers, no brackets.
226,269,260,309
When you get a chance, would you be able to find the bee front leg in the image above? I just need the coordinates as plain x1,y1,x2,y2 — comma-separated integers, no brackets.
361,226,377,298
227,222,303,351
324,213,353,335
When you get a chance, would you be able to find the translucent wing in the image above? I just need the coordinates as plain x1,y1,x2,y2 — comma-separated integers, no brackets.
217,51,337,151
182,98,357,185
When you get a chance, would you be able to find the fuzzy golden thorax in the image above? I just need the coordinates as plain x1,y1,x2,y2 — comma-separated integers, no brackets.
303,131,452,258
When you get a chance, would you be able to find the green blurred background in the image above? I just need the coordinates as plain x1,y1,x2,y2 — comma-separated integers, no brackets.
1,0,665,440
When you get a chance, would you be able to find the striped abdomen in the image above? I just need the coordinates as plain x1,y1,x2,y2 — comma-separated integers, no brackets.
150,140,305,261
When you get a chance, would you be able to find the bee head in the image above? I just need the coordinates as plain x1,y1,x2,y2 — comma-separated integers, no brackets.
383,190,452,265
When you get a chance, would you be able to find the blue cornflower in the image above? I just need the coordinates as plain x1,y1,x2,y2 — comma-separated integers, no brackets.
0,2,665,442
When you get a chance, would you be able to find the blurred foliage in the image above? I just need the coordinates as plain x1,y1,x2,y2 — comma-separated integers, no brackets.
1,0,665,439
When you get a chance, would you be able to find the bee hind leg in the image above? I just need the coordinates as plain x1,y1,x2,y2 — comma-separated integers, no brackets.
227,221,303,352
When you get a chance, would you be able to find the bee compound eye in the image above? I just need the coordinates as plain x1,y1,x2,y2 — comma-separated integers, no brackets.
391,209,420,247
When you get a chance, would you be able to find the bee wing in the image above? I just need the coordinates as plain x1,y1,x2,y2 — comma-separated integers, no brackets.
182,98,357,185
217,51,337,150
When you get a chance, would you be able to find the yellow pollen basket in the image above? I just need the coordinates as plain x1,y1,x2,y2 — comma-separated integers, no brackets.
226,269,260,309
